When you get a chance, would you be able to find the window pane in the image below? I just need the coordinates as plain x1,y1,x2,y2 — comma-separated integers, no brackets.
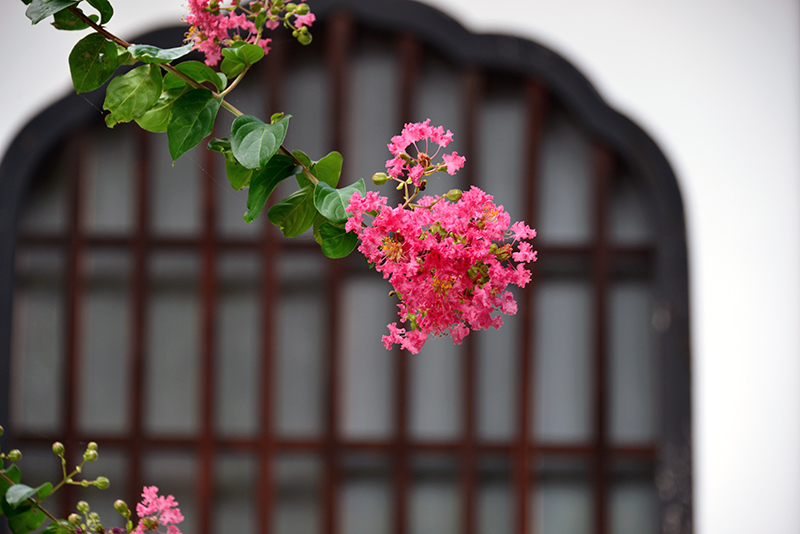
533,279,593,443
339,454,391,534
410,455,460,534
340,277,395,439
610,170,654,245
215,254,261,437
275,254,325,437
611,462,658,534
275,454,322,534
609,281,658,444
409,336,463,441
478,456,512,534
12,249,65,433
215,454,257,534
537,111,593,245
79,252,131,434
150,137,200,236
475,288,521,442
283,48,329,175
478,82,525,219
348,36,400,188
18,153,69,234
415,55,464,197
85,123,135,234
145,253,200,436
533,458,592,534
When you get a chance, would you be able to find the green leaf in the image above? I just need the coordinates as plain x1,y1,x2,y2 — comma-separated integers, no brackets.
226,159,254,191
230,114,291,170
86,0,113,24
25,0,79,24
43,520,73,534
5,483,51,509
244,154,299,222
167,89,222,162
313,179,366,224
103,64,162,127
268,185,316,238
317,220,358,258
294,150,342,188
52,7,97,30
167,61,226,92
68,32,119,93
0,465,22,518
134,84,189,133
128,43,194,64
220,43,265,78
6,506,47,534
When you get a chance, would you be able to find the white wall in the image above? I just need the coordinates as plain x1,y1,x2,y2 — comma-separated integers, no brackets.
3,1,800,533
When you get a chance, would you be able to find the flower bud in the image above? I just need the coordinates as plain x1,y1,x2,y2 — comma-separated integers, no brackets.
285,2,297,11
95,476,110,490
83,450,98,462
77,501,90,514
372,172,389,185
7,449,21,462
68,514,82,527
114,500,129,516
296,3,310,14
52,442,66,457
142,517,159,530
297,32,312,45
86,442,98,452
0,425,4,437
444,189,462,202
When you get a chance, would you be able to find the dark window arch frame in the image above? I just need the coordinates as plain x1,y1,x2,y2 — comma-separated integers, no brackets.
0,1,691,534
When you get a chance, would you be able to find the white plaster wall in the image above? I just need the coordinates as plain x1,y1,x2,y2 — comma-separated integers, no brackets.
3,1,800,533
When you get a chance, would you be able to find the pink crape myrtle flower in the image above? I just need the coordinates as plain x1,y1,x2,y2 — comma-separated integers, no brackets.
346,186,537,354
385,119,465,186
134,486,185,534
184,0,311,66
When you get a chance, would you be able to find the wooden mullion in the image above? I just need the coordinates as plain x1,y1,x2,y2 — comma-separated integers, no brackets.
516,79,548,534
197,138,219,534
323,12,355,534
61,132,85,519
591,144,615,534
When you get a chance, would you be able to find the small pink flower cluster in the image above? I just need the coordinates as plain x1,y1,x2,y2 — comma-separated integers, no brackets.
346,186,537,354
134,486,184,534
385,119,465,187
184,0,314,66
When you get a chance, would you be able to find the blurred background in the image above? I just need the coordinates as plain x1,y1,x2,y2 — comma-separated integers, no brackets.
1,1,798,533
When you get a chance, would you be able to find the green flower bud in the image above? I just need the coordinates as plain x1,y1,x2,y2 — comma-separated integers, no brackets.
7,449,21,462
445,189,462,202
68,514,82,527
86,442,98,452
297,32,312,45
0,425,4,437
77,501,90,514
285,2,297,11
114,500,129,515
83,450,98,462
81,480,89,487
52,442,66,457
95,476,110,490
372,172,389,185
142,517,159,530
296,3,310,14
270,5,282,14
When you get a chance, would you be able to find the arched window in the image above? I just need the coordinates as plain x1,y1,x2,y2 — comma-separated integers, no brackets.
0,1,691,534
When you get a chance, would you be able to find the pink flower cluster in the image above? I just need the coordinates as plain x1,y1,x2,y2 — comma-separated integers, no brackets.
134,486,184,534
185,0,261,66
386,119,465,187
346,186,537,354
